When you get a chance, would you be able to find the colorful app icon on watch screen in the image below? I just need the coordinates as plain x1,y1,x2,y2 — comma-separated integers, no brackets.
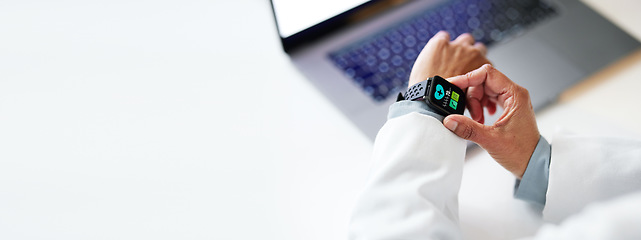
435,84,445,100
449,99,458,110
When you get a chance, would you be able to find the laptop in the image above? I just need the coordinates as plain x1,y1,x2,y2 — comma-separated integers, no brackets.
269,0,640,140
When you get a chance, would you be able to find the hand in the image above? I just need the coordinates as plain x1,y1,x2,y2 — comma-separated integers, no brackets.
408,31,490,89
444,64,540,179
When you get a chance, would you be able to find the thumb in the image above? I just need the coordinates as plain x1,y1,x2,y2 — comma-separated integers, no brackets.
443,115,490,144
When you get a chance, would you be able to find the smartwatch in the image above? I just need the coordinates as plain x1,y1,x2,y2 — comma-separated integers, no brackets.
400,75,466,116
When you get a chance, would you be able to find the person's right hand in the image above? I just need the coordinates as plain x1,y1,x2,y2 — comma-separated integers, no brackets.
408,31,489,90
444,64,540,179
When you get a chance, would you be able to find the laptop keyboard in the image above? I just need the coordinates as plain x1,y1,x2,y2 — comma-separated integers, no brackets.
329,0,556,102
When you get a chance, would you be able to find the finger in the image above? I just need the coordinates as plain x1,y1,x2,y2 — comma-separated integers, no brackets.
474,42,488,56
466,85,485,122
447,64,491,91
452,64,515,103
444,114,491,145
453,33,475,45
466,97,483,123
481,64,520,109
430,31,451,43
483,97,497,115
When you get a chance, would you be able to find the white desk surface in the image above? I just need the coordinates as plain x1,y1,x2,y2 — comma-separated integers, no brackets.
0,0,639,239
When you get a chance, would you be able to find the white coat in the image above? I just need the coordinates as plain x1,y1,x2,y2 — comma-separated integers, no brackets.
349,112,641,239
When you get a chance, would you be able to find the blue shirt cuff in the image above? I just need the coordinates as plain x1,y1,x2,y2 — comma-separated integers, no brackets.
388,100,444,122
514,136,551,207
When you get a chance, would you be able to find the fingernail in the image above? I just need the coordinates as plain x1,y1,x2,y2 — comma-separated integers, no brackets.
444,119,458,131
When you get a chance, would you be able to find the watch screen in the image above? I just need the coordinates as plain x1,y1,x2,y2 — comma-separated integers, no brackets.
429,76,466,115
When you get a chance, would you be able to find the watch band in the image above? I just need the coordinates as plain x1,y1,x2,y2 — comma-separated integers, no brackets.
404,79,431,101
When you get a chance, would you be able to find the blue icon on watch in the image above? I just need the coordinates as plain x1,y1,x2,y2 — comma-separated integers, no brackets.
435,84,445,100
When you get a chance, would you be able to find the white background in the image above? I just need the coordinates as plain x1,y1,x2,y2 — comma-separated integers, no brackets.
0,0,640,239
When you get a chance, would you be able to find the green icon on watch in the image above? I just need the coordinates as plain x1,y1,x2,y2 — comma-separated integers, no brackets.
451,91,459,102
449,90,460,110
449,99,458,110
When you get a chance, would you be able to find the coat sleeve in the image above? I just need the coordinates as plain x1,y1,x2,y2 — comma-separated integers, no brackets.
526,191,641,240
349,112,466,240
543,134,641,223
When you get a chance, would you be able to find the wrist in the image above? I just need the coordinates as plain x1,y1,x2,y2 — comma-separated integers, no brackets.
407,81,419,90
515,135,542,179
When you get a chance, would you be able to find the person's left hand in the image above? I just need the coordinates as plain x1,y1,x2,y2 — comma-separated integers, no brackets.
408,31,490,87
408,31,491,123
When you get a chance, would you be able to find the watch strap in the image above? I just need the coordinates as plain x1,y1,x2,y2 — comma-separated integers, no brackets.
404,79,430,101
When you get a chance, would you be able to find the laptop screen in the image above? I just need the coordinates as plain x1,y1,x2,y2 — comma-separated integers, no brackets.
269,0,414,52
271,0,371,38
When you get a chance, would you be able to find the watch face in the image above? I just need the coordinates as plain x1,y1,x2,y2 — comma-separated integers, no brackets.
428,76,466,115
